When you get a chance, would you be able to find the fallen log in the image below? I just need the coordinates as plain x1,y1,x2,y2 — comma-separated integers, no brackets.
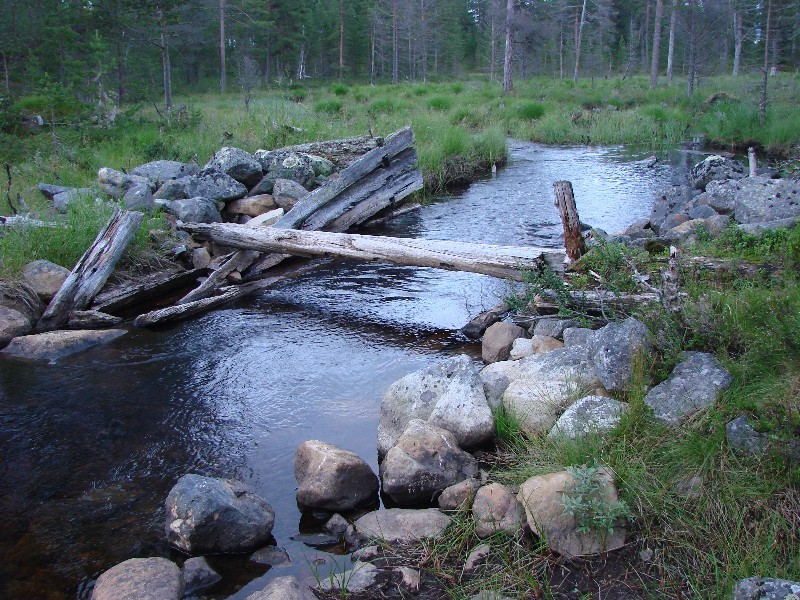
258,134,382,169
179,222,566,280
38,210,144,331
530,290,663,318
91,268,205,314
461,303,511,339
0,215,57,228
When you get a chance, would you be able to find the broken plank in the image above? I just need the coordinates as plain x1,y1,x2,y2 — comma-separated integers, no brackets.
180,222,566,280
92,268,205,314
38,210,144,331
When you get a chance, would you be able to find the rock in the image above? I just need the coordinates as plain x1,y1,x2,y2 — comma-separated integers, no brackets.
377,355,494,457
21,259,70,302
732,577,800,600
562,327,595,348
324,513,350,536
354,508,450,545
294,440,378,512
700,179,738,214
395,566,421,591
91,557,183,600
517,469,626,557
251,153,317,194
0,306,32,348
182,557,221,594
471,592,513,600
704,214,731,235
380,419,479,506
462,303,510,339
192,247,211,269
437,478,481,511
318,561,379,593
162,197,222,223
52,187,94,212
733,176,800,224
664,218,706,243
271,178,310,200
121,184,154,212
351,545,381,562
688,204,718,220
2,329,126,361
673,475,704,499
464,543,491,572
290,532,340,547
510,335,564,359
726,416,769,455
249,545,291,566
204,147,263,187
589,318,651,392
256,150,332,177
244,576,316,600
131,160,199,187
548,396,629,439
739,217,800,234
472,483,525,539
660,212,690,232
165,474,275,554
649,185,695,233
532,318,576,340
302,153,335,177
98,167,153,198
155,169,247,203
67,310,122,329
689,155,745,191
623,219,651,235
37,183,72,200
481,322,527,363
224,194,277,217
645,352,732,426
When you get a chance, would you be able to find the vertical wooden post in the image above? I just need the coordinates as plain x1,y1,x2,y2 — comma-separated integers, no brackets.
748,147,758,177
661,245,681,314
553,180,587,262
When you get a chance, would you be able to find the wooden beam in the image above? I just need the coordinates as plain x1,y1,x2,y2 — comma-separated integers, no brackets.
38,210,144,331
180,222,565,280
91,268,205,314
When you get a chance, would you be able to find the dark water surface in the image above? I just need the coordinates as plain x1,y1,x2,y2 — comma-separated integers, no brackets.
0,142,691,599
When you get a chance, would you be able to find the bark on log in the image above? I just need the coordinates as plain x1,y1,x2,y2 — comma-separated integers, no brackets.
533,290,662,316
38,210,144,331
91,268,205,314
179,222,566,280
0,216,57,228
553,180,587,262
262,135,382,169
461,303,511,339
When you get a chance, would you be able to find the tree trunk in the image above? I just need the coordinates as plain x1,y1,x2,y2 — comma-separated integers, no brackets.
370,24,376,85
219,0,226,92
338,0,344,81
1,51,8,94
559,22,564,79
759,0,771,123
643,0,651,69
503,0,514,92
573,0,588,82
420,0,428,82
732,10,743,76
158,9,173,112
649,0,664,88
687,0,696,95
553,180,587,262
490,6,497,81
392,0,399,84
667,0,677,83
179,223,566,281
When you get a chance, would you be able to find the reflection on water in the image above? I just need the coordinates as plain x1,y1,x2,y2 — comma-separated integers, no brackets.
0,142,686,599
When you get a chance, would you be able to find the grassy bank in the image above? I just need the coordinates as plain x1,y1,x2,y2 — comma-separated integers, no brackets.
1,74,798,277
425,226,800,598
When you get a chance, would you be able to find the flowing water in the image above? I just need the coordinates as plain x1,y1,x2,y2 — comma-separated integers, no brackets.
0,142,694,599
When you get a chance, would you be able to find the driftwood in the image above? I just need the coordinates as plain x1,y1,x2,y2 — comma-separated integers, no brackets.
92,268,206,314
532,290,662,317
180,222,566,280
0,215,57,228
553,180,587,262
261,135,382,169
461,303,511,339
661,246,681,314
38,210,144,331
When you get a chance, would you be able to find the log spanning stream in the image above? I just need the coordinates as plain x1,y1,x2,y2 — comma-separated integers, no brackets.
0,142,691,599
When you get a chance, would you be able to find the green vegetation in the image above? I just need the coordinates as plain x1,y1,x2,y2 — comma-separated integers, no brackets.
561,462,633,538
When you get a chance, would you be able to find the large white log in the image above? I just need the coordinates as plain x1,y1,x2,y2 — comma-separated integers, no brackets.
180,222,565,280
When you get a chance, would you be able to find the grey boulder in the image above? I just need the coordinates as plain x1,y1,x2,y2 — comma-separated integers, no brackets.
294,440,379,512
645,352,732,426
377,355,494,457
726,416,769,456
689,155,745,191
318,562,379,593
245,576,316,600
165,474,275,554
0,306,31,348
472,483,525,539
732,577,800,600
97,167,153,198
252,152,318,193
532,318,576,340
131,160,199,186
155,169,247,203
2,329,127,362
589,317,651,391
21,259,69,302
380,419,479,506
548,395,629,439
162,197,222,223
182,556,221,594
121,184,155,212
52,187,94,212
437,478,481,510
204,147,263,188
354,508,451,545
91,557,183,600
482,321,526,363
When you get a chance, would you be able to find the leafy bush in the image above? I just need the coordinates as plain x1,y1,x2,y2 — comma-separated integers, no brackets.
561,462,633,539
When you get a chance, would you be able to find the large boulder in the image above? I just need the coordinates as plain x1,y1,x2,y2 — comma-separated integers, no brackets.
245,576,317,600
204,147,263,188
472,483,525,539
649,185,695,233
377,355,494,457
2,329,127,361
548,396,629,439
481,322,526,363
517,469,626,557
0,282,44,322
98,167,153,198
380,419,479,506
165,474,275,554
52,187,94,212
224,194,277,217
38,183,73,200
0,306,31,349
645,352,732,426
689,155,745,191
161,197,222,223
131,160,199,187
121,184,155,212
354,508,451,545
588,318,651,392
271,178,310,210
532,318,576,340
732,577,800,600
438,478,481,510
732,177,800,224
155,169,247,203
509,335,563,360
294,440,379,512
251,152,318,194
21,259,70,302
91,557,183,600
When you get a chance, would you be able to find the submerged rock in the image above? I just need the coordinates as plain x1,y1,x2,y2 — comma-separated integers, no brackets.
165,474,275,554
91,557,183,600
182,556,221,595
2,329,127,362
245,575,316,600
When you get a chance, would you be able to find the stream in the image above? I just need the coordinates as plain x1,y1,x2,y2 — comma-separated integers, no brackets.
0,141,693,599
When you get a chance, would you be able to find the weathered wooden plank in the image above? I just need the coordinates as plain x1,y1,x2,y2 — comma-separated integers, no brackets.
91,268,205,313
180,222,566,280
38,210,144,331
177,250,259,305
274,126,414,230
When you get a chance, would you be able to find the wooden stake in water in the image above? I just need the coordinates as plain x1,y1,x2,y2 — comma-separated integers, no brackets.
553,180,587,262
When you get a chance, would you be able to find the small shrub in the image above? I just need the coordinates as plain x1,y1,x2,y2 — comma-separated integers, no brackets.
314,99,343,114
330,83,349,96
561,462,633,538
413,85,430,96
451,82,465,94
429,96,454,111
289,88,307,102
517,101,545,121
369,97,399,114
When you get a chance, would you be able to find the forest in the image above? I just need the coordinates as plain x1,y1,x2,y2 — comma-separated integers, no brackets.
1,0,798,112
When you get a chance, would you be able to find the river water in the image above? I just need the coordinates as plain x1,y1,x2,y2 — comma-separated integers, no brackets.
0,142,690,599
